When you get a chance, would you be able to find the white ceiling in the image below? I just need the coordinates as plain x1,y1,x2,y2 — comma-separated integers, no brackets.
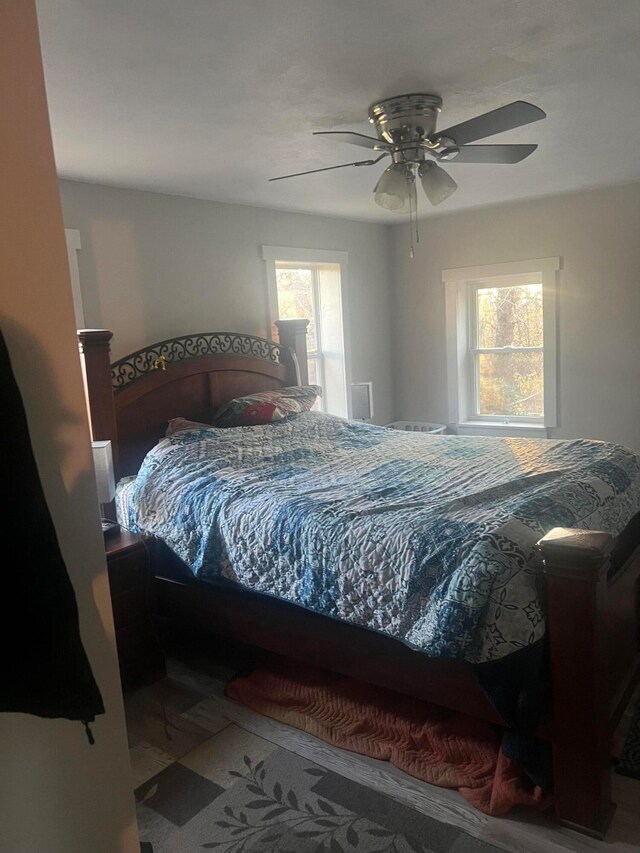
37,0,640,222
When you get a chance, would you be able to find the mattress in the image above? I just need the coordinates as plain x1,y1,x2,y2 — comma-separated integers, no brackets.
115,412,640,665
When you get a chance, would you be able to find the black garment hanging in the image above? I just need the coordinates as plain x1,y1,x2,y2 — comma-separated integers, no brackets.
1,329,104,730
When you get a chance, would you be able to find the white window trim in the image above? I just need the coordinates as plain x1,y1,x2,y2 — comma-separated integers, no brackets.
261,245,352,417
65,228,84,328
443,257,559,437
262,246,349,326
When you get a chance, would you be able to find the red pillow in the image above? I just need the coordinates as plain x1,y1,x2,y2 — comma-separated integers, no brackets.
236,401,279,426
213,385,321,427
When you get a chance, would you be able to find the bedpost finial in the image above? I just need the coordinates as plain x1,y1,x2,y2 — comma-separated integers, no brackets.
275,319,309,385
536,527,614,580
77,329,113,353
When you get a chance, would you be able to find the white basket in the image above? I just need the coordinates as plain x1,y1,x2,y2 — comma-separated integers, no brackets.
385,421,447,434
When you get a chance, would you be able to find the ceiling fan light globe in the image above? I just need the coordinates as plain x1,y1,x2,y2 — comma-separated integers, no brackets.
373,164,413,213
419,162,458,206
374,192,406,213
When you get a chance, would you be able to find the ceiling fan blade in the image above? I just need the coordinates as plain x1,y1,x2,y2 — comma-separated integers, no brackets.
269,154,387,182
313,131,391,151
444,144,538,164
436,101,546,146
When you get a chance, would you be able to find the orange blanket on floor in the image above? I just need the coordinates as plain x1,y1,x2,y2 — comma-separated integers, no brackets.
227,656,550,816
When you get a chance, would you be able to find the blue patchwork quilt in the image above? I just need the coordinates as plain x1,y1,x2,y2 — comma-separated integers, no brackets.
117,413,640,664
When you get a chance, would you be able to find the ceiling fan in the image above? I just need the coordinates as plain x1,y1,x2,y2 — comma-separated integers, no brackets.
269,94,545,252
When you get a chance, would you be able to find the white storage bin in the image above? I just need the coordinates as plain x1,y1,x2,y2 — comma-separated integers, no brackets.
385,421,447,434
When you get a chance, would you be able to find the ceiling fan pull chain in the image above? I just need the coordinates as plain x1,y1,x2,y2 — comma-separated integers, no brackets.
409,178,415,259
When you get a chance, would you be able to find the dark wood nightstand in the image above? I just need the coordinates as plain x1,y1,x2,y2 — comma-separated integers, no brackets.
106,530,166,690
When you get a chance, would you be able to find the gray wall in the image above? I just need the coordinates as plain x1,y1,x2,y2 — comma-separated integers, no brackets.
59,180,395,425
390,182,640,451
60,178,640,450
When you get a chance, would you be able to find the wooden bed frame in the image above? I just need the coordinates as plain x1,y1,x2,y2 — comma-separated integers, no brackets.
78,322,640,839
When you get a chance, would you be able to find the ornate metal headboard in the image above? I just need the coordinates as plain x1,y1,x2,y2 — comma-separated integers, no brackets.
110,331,294,390
79,320,309,478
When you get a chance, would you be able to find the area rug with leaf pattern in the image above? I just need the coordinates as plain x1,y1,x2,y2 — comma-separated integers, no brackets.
137,746,503,852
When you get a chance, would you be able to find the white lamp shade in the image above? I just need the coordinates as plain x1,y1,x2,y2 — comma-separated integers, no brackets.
419,162,458,206
373,164,415,214
92,440,116,504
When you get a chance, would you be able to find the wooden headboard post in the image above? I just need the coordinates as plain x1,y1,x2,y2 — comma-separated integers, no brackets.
77,329,120,477
275,319,309,385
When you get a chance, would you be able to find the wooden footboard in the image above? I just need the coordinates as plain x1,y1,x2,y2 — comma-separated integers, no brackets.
154,524,640,839
537,527,640,838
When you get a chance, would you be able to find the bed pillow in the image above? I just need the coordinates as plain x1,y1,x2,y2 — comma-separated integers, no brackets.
213,385,321,427
165,417,216,436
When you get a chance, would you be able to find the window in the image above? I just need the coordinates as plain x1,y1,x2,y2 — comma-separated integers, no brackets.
274,264,324,400
444,258,559,436
262,246,350,418
472,279,544,419
65,228,84,328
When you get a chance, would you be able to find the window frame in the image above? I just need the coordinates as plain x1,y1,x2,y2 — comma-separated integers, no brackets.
443,258,559,437
65,228,84,329
262,246,351,418
272,261,326,411
468,276,545,423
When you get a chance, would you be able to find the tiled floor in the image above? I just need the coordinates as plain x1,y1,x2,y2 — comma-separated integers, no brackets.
124,631,640,853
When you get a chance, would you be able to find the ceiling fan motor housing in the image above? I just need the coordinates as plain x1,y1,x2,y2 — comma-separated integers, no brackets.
368,93,442,145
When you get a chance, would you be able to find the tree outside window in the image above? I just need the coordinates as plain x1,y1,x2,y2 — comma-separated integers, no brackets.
473,282,544,418
444,257,558,436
